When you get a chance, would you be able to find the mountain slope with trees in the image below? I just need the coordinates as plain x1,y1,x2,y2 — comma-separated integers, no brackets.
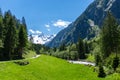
47,0,120,47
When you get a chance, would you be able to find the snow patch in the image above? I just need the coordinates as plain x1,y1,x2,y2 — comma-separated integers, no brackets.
97,0,104,8
105,0,116,11
88,19,95,27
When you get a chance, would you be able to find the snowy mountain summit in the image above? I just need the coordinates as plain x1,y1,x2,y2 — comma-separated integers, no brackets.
29,33,56,45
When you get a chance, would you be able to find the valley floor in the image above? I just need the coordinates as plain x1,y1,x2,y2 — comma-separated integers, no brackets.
0,55,119,80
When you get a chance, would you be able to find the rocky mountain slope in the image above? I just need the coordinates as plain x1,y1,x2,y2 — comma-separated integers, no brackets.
47,0,120,47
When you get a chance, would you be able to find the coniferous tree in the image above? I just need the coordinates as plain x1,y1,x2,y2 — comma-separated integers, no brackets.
84,41,89,54
101,12,120,58
18,24,28,58
112,57,119,71
98,64,106,78
22,17,27,34
0,9,3,40
77,39,86,59
3,10,12,38
95,54,102,66
3,17,17,60
59,43,66,51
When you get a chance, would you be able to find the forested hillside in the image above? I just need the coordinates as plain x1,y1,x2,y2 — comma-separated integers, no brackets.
0,9,28,60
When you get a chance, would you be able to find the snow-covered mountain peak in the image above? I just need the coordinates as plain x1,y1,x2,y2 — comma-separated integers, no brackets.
28,33,56,45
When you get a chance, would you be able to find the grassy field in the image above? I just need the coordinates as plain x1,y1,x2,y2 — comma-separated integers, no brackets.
0,55,119,80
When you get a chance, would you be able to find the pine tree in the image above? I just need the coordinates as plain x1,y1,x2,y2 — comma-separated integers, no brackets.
22,17,27,34
112,57,119,71
0,9,3,40
101,12,120,58
3,10,12,37
84,41,89,54
98,64,106,78
77,39,86,59
3,17,17,60
95,54,102,66
18,24,28,58
59,43,66,51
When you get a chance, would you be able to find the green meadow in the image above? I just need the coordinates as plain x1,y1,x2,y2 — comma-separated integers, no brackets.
0,55,119,80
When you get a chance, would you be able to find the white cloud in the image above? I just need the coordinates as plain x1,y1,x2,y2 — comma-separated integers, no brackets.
53,19,71,28
29,29,35,34
45,24,50,28
36,30,42,34
29,29,42,34
47,29,51,32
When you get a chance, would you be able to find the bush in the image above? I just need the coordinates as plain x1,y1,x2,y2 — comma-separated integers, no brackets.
14,60,29,66
69,51,78,60
98,64,106,78
52,51,69,59
112,57,119,71
95,54,102,66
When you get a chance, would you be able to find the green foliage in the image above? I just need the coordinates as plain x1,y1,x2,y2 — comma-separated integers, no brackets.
52,51,69,59
23,50,36,58
112,57,119,71
69,43,77,51
101,12,120,58
86,54,95,62
69,51,78,60
3,17,17,60
18,24,28,58
59,43,66,51
18,24,28,48
32,44,42,54
0,9,29,60
95,54,102,66
0,14,3,40
77,39,86,59
98,64,106,78
14,60,29,66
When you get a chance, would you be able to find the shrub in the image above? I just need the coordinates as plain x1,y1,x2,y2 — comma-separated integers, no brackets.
69,51,78,60
14,60,29,66
98,64,106,78
112,57,119,71
95,54,102,66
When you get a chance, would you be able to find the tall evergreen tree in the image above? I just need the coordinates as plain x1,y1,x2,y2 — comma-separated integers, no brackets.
112,57,119,71
3,17,17,60
101,12,120,58
3,10,12,40
18,24,28,58
59,43,66,51
98,64,106,78
77,39,86,59
0,9,3,40
84,41,89,54
22,17,27,33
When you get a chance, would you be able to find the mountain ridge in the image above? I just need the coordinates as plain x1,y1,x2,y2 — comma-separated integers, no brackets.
47,0,120,47
29,33,56,44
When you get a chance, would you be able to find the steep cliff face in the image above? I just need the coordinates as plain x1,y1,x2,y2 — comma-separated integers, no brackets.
47,0,120,47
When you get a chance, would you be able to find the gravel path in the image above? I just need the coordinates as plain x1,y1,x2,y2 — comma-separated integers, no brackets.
32,55,41,59
68,60,95,66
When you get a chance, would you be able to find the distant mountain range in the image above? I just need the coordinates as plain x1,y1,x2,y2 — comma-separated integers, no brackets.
28,33,56,44
47,0,120,47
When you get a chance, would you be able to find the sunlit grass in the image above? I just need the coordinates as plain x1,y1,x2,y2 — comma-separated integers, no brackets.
0,55,119,80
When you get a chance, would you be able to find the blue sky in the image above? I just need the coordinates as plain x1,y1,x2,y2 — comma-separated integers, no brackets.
0,0,94,35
